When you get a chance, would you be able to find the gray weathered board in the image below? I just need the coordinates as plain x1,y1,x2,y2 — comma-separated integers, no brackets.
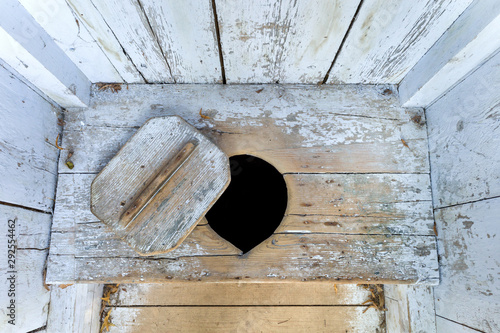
91,116,230,255
46,84,438,284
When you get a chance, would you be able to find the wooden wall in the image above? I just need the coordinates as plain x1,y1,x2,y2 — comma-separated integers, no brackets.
11,0,473,85
426,48,500,332
0,64,102,333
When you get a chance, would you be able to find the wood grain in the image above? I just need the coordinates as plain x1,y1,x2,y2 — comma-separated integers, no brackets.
65,0,144,83
215,0,360,83
329,0,474,84
74,0,173,83
18,0,123,83
48,84,437,284
426,50,500,208
0,0,90,107
399,0,500,107
0,64,61,211
45,284,103,333
106,306,384,333
90,117,230,255
385,285,437,333
433,198,500,332
139,0,222,83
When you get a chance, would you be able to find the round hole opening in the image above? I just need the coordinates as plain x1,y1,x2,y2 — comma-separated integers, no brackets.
205,154,288,254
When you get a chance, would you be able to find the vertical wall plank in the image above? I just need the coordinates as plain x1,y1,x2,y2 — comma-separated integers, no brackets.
434,199,500,332
0,206,52,332
216,0,360,83
329,0,474,84
426,50,500,208
70,0,173,83
66,0,144,83
139,0,222,83
19,0,123,83
0,65,60,211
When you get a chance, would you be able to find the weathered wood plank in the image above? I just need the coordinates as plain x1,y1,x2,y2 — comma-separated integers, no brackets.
65,0,143,83
90,117,231,255
433,198,500,332
329,0,474,84
109,283,372,306
139,0,221,83
50,222,242,258
385,285,437,333
0,205,51,250
215,0,360,83
426,50,500,208
0,250,50,332
47,233,438,284
0,0,90,107
399,0,500,107
61,84,428,174
18,0,123,83
45,284,103,333
73,0,173,83
286,173,431,216
0,64,61,211
52,173,433,235
105,306,385,333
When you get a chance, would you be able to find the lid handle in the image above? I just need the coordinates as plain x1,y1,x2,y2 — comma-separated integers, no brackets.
120,140,198,228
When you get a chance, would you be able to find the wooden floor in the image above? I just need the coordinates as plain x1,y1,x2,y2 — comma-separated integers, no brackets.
46,84,438,285
104,283,386,332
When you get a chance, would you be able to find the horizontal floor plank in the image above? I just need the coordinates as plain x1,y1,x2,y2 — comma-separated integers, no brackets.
47,233,438,284
106,306,385,333
109,283,372,306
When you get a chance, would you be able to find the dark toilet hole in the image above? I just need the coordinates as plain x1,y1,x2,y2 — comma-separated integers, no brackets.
205,154,288,254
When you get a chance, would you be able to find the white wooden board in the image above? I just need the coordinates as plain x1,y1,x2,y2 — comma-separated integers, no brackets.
433,198,500,332
215,0,361,83
399,0,500,107
0,64,61,211
65,0,144,83
69,0,173,83
426,50,500,208
45,284,103,333
0,0,90,107
328,0,474,84
386,285,437,333
138,0,222,83
18,0,123,83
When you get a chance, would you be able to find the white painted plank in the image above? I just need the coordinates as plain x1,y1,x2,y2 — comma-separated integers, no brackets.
329,0,474,84
0,206,52,331
18,0,123,83
139,0,222,83
65,0,143,83
0,205,51,250
215,0,361,83
46,284,103,333
426,50,500,208
75,0,173,83
434,198,500,333
0,250,50,332
0,0,90,107
436,316,481,333
386,285,437,333
400,0,500,107
0,64,60,211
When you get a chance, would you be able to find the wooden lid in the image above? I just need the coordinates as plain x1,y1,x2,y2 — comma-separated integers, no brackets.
90,116,230,255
